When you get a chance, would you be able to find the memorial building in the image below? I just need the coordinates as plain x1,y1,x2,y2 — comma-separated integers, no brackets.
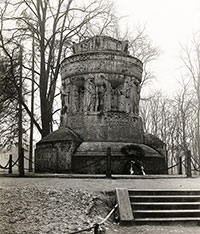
35,36,166,174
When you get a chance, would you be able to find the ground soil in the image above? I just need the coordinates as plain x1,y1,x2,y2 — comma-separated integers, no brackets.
1,176,200,234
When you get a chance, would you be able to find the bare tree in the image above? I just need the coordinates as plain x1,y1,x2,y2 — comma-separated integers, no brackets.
0,45,31,149
174,79,194,154
140,85,196,175
0,0,116,138
0,0,159,143
0,56,19,148
180,32,200,169
116,26,160,89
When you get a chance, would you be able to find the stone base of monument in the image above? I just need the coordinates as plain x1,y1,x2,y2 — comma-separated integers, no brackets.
35,128,167,175
72,142,166,175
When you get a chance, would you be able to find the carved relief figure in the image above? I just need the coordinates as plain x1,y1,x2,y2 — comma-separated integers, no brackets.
95,83,106,112
104,80,111,111
84,75,96,112
60,108,68,126
79,87,84,112
111,87,119,111
71,85,79,113
134,80,141,114
118,82,126,112
62,79,71,113
123,76,141,114
129,77,137,113
124,77,131,113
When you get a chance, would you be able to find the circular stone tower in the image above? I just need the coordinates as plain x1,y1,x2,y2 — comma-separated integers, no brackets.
60,36,144,143
35,36,166,174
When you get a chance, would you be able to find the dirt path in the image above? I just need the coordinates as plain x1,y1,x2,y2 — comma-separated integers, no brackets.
1,177,200,191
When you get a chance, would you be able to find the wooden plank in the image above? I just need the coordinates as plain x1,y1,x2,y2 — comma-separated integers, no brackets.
116,188,134,222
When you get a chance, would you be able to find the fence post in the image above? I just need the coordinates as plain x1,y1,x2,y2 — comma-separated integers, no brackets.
9,154,12,174
165,150,168,175
19,148,25,177
186,150,192,177
178,156,182,175
106,147,111,178
94,223,99,234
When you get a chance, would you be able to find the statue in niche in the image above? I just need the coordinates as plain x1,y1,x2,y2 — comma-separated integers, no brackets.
125,77,131,113
111,87,119,111
124,76,140,114
60,109,68,126
60,90,68,126
104,80,111,111
62,79,71,113
125,77,140,114
71,85,79,113
129,77,138,113
134,80,141,114
95,83,106,112
84,75,96,112
118,82,126,112
79,87,84,112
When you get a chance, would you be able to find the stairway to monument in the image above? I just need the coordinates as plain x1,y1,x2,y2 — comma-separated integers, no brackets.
116,188,200,224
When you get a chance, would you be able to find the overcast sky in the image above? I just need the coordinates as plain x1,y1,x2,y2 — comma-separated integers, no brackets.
115,0,200,94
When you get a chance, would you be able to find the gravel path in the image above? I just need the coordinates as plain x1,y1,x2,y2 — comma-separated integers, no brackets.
1,177,200,234
1,177,200,191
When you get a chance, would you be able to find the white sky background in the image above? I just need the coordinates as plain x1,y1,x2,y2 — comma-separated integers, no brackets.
115,0,200,94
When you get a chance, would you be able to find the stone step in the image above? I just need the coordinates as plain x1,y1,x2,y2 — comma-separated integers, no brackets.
116,188,200,224
134,217,200,223
131,202,200,210
129,189,200,196
129,195,200,202
133,209,200,218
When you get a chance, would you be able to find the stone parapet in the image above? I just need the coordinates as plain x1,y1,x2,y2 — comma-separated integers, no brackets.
61,51,142,82
72,36,130,54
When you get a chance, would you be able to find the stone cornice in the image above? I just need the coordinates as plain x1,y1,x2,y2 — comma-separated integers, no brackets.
61,51,143,82
61,51,142,67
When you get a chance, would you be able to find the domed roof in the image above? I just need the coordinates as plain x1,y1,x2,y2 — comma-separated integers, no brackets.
74,142,165,158
37,127,82,145
144,133,166,148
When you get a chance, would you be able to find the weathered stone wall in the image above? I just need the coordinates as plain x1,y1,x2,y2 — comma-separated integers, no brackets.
65,112,144,142
35,141,77,173
72,155,166,175
73,142,166,174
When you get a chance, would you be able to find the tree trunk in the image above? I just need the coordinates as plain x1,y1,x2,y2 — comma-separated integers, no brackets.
39,7,52,138
18,46,24,176
29,34,35,172
40,101,52,138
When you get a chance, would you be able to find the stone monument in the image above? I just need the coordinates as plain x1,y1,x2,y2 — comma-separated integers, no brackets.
35,36,167,174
